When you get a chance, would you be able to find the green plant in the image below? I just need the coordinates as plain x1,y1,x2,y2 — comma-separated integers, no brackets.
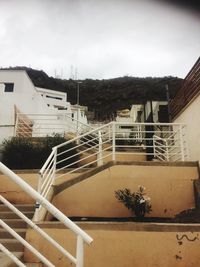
2,135,79,169
115,186,152,218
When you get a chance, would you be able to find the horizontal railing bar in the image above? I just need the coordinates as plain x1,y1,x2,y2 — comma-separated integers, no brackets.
155,154,165,161
17,113,94,130
0,162,93,245
41,170,53,192
42,156,55,177
41,171,54,194
0,243,26,267
115,122,186,126
40,149,56,174
57,143,100,166
56,157,100,179
155,146,166,153
54,122,113,149
0,219,55,267
56,150,99,172
0,195,77,264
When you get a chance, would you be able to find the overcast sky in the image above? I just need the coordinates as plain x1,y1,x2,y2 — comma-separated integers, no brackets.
0,0,199,79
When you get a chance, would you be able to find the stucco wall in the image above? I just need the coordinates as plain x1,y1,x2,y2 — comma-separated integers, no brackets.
173,94,200,163
53,164,198,218
0,172,38,204
0,70,75,142
24,223,200,267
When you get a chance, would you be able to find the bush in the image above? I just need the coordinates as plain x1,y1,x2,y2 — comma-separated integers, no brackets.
2,135,78,169
115,186,152,218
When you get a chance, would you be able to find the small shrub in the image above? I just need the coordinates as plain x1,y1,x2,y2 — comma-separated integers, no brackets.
2,135,79,169
115,186,152,218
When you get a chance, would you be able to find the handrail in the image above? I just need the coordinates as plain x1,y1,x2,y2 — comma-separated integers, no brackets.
0,162,93,267
38,121,188,215
0,219,55,267
0,243,26,267
0,195,77,264
0,162,93,245
15,112,94,138
40,149,56,174
53,122,113,149
24,112,94,132
52,122,186,150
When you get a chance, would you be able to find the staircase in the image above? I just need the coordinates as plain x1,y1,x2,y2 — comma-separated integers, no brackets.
0,203,35,266
38,121,189,200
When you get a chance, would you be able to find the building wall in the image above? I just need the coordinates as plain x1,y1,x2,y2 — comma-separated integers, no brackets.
0,71,55,141
173,94,200,162
53,164,198,218
25,223,200,267
0,171,38,204
0,70,80,142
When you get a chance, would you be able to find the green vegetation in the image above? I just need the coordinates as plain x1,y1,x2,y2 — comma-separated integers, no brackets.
2,67,182,120
115,186,152,218
1,135,78,169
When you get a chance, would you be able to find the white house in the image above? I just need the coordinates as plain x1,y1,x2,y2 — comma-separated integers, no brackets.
0,70,88,143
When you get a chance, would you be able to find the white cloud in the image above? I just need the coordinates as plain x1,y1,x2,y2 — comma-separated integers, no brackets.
0,0,199,79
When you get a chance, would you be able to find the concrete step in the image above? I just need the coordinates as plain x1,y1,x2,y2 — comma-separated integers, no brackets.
0,252,23,267
1,239,24,252
0,204,35,212
0,219,27,228
0,229,26,239
0,212,34,219
24,264,43,267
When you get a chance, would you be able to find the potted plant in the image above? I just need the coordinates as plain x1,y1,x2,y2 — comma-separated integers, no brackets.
115,186,152,218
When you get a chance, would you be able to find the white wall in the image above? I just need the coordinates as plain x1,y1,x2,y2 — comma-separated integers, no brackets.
0,70,75,142
173,94,200,162
36,87,71,112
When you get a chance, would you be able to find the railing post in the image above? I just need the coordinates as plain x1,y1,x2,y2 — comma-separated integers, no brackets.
153,135,156,159
165,139,169,161
97,131,103,166
34,172,43,221
179,125,185,161
184,125,190,160
108,124,111,141
112,122,116,161
53,147,57,180
76,235,84,267
14,113,19,137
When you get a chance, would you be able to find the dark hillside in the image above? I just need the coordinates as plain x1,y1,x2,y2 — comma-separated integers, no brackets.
1,67,182,120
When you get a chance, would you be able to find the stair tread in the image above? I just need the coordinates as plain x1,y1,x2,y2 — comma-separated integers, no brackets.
0,252,23,267
0,228,26,239
0,211,33,216
0,204,35,212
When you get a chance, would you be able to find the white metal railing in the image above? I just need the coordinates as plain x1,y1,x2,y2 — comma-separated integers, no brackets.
0,162,93,267
15,113,94,138
39,122,188,199
153,124,188,161
153,135,168,161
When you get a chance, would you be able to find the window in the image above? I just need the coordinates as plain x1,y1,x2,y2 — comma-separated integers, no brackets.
4,83,14,92
46,95,62,100
120,126,133,129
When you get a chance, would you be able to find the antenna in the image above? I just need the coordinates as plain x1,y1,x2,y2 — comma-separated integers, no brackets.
75,67,78,81
70,65,74,79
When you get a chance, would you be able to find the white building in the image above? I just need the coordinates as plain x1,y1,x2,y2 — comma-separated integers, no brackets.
170,57,200,162
0,70,88,143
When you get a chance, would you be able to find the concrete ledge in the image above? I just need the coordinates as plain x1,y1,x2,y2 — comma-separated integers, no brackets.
36,221,200,232
55,160,199,195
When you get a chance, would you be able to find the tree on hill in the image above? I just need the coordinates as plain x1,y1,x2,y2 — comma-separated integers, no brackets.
1,66,182,120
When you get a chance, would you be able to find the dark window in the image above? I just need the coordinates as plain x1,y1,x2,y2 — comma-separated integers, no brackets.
120,126,132,129
4,83,14,92
46,95,62,100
